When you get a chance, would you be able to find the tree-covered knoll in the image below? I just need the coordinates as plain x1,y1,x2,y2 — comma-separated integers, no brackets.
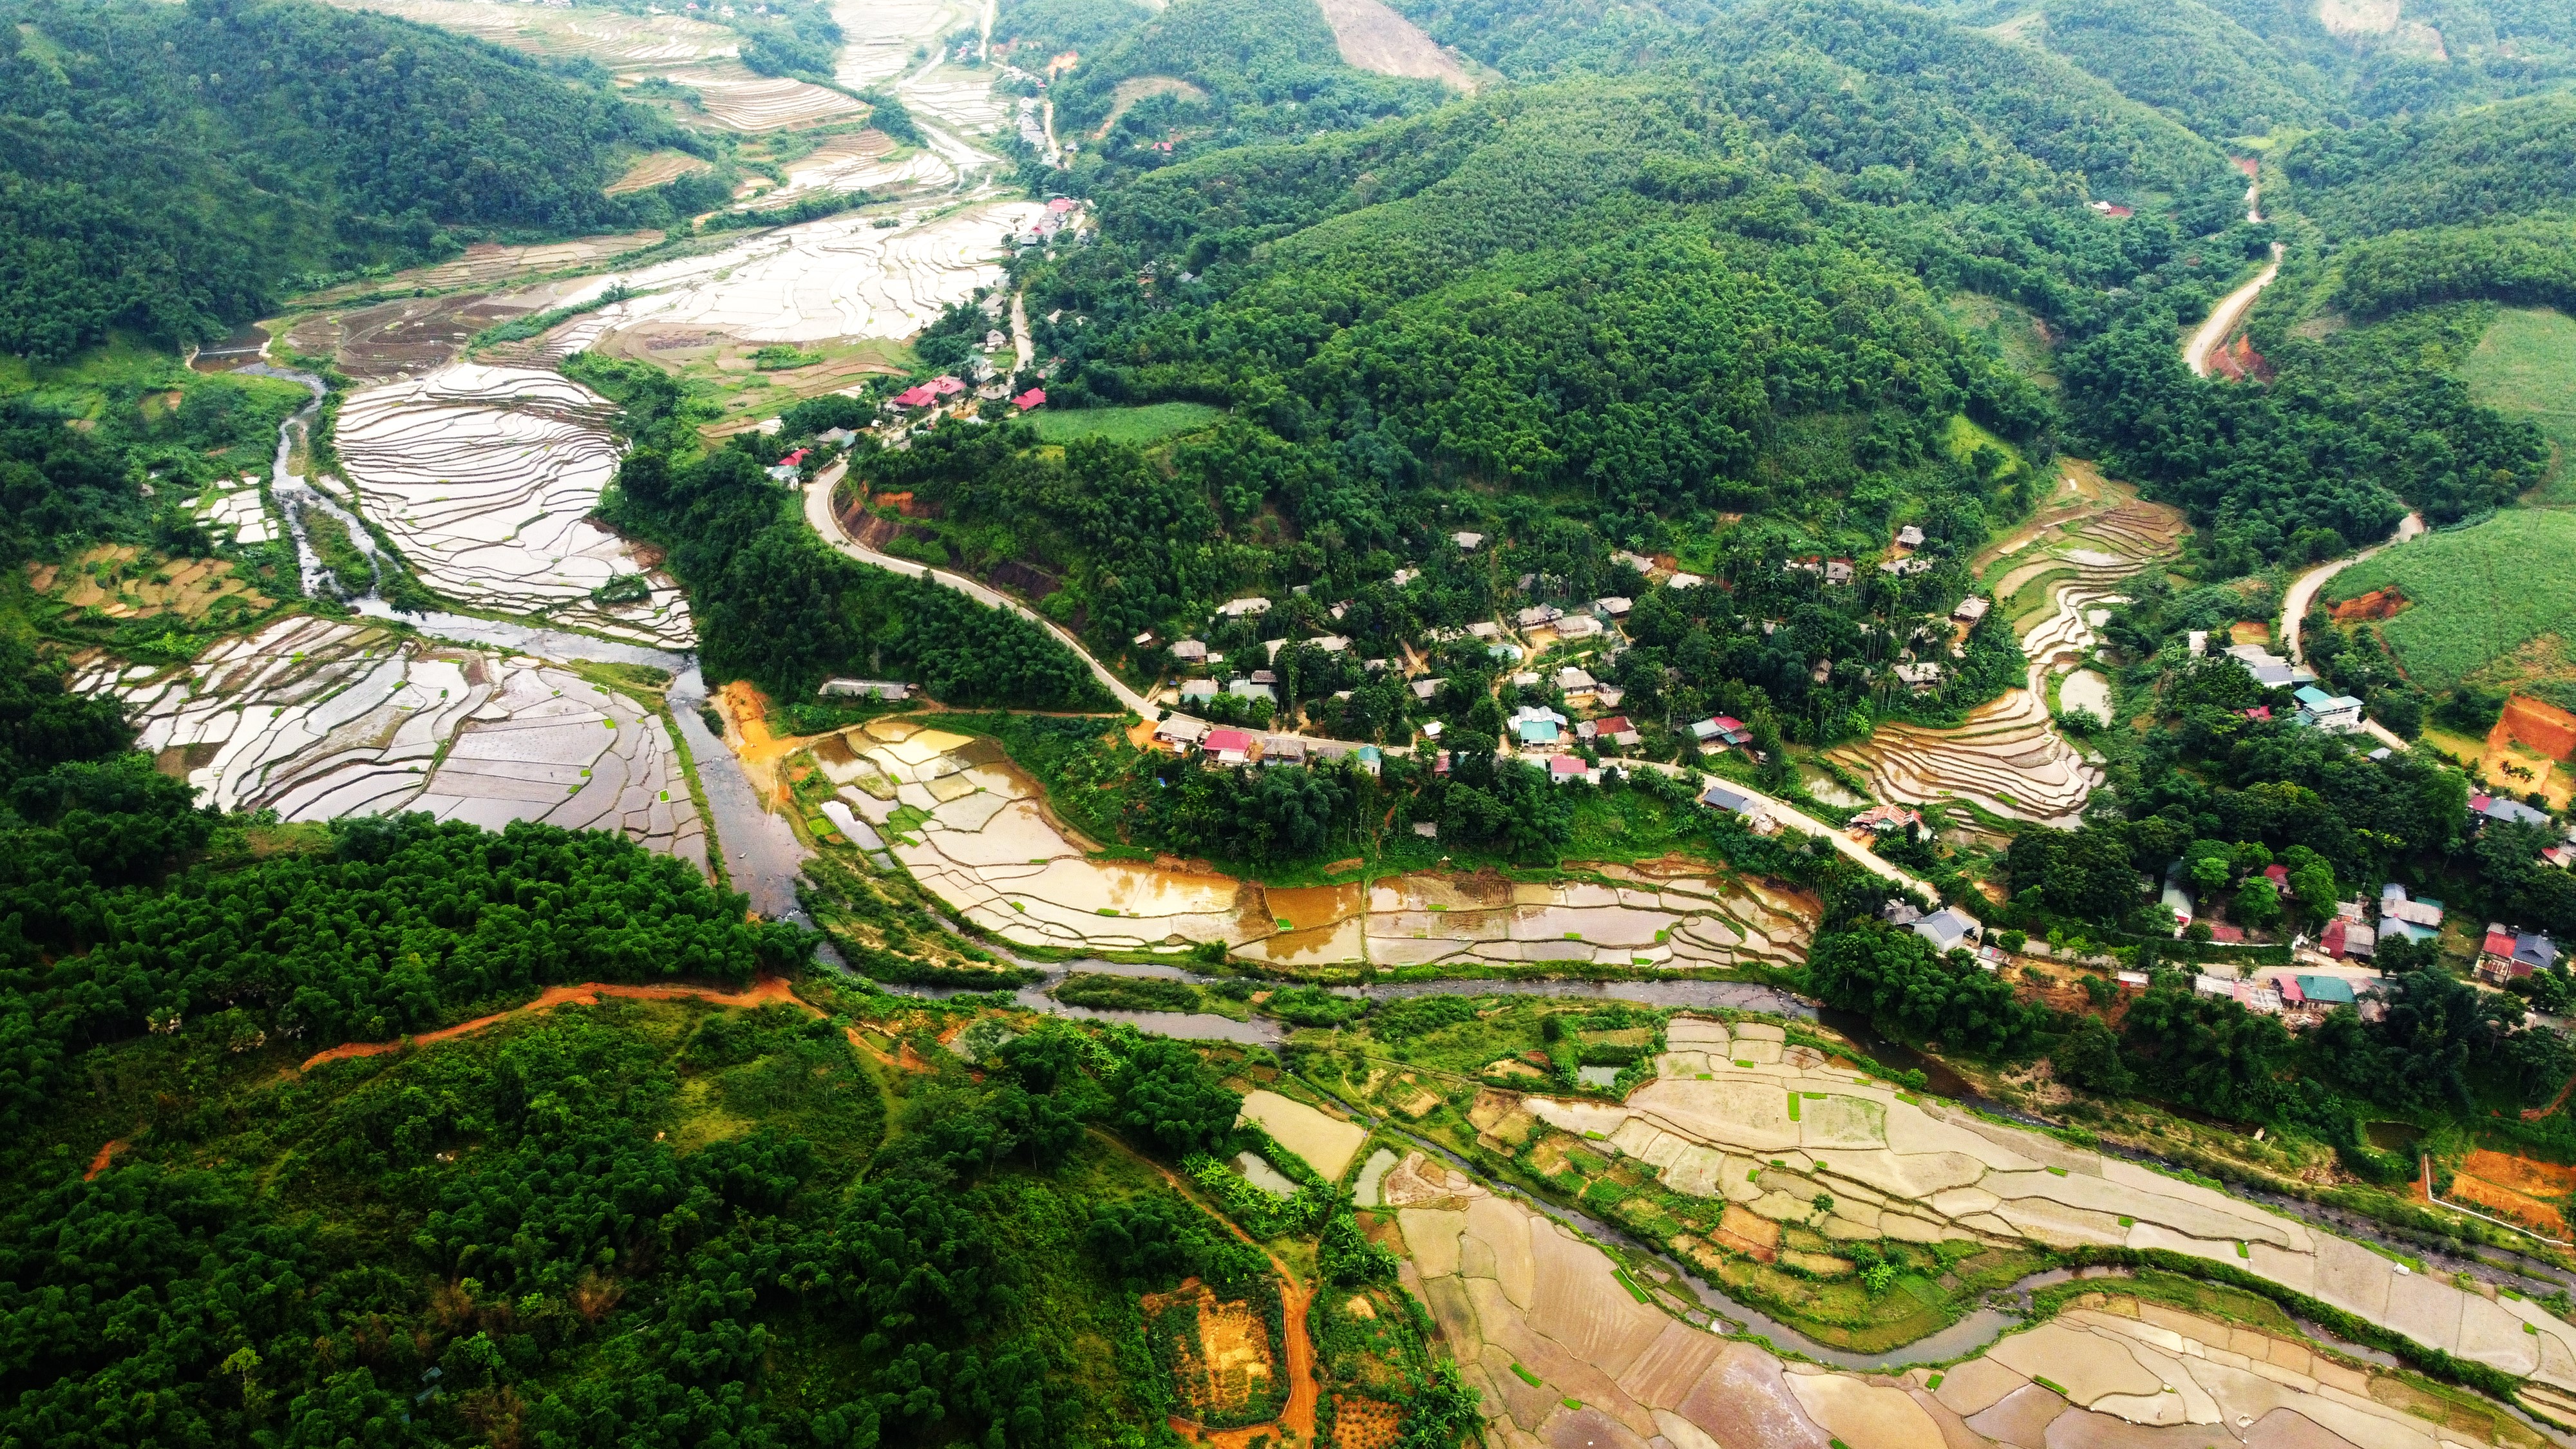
2281,92,2576,240
1696,0,2237,203
1383,0,1721,80
2032,0,2325,139
1049,0,1454,183
569,357,1112,710
2333,216,2576,317
0,0,712,358
994,0,1155,64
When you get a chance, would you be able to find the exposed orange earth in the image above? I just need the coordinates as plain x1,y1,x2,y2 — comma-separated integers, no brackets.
2493,694,2576,763
2331,587,2406,621
2419,1148,2576,1236
298,975,811,1071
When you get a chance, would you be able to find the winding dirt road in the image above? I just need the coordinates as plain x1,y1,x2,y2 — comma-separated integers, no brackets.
2186,242,2286,377
298,976,813,1072
2277,512,2426,755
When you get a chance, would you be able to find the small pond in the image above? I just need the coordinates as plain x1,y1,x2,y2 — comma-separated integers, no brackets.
1236,1150,1301,1198
1576,1065,1622,1087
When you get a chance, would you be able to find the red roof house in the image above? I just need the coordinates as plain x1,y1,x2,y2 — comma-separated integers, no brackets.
891,384,938,408
777,448,809,467
1012,388,1046,412
2242,706,2272,721
929,375,968,396
1046,197,1079,213
1201,727,1255,757
2263,864,2289,890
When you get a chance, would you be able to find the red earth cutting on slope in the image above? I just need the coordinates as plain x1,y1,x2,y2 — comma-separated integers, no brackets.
297,975,811,1071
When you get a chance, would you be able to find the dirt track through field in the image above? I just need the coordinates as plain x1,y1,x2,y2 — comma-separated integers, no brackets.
1089,1128,1319,1448
298,975,812,1071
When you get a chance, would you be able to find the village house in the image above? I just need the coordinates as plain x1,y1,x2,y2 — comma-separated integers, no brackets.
1200,727,1256,766
1594,596,1633,618
1452,531,1485,549
1953,596,1991,624
1179,679,1218,703
1548,755,1599,784
1510,705,1568,748
1555,665,1596,693
1895,524,1925,549
2479,925,2559,983
1170,638,1208,663
2223,643,2316,688
2472,792,2553,829
1554,614,1606,640
1850,803,1924,835
1215,596,1272,619
2293,685,2364,733
1699,781,1774,831
1515,604,1564,629
1690,716,1753,750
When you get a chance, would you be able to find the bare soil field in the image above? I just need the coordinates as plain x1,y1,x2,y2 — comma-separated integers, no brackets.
1313,0,1473,88
283,293,540,384
607,149,717,194
295,231,665,306
1097,75,1209,137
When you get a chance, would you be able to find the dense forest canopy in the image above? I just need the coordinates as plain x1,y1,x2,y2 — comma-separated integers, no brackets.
0,0,712,357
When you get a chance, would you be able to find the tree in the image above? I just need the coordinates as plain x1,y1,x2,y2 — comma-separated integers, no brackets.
2052,1015,2134,1095
1113,1040,1242,1157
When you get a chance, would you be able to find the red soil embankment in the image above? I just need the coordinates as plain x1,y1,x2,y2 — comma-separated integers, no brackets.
84,1139,127,1181
298,976,811,1072
2331,588,2405,622
2494,694,2576,764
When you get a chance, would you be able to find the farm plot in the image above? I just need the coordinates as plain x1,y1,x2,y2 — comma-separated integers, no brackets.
834,719,1271,953
833,0,981,91
332,365,694,647
658,64,867,131
28,544,277,623
1237,1090,1367,1179
295,232,665,307
1362,867,1810,971
750,130,952,207
1828,492,2184,824
283,293,548,385
538,202,1045,350
1392,1143,2540,1448
2323,510,2576,692
901,66,1011,136
1475,1018,2576,1396
73,616,706,869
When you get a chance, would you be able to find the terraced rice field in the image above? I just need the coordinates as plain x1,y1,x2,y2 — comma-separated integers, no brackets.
1499,1018,2576,1389
73,617,706,869
295,232,665,305
1828,491,2186,824
537,202,1043,350
753,131,952,207
823,723,1802,965
332,365,694,647
1397,1018,2576,1444
28,544,276,621
1361,869,1811,971
833,0,978,91
190,477,277,545
658,64,867,131
828,719,1265,952
283,293,548,385
607,150,717,195
901,66,1010,136
319,0,739,70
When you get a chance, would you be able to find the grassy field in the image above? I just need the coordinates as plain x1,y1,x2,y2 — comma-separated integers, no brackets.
2459,307,2576,501
2325,509,2576,690
1034,401,1225,446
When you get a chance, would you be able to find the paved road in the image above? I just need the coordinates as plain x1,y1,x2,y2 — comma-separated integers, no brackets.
2185,242,2284,377
2280,511,2423,667
2279,513,2425,755
808,462,1154,713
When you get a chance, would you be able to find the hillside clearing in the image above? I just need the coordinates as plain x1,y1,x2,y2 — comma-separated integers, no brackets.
2324,509,2576,691
1032,401,1225,444
2459,307,2576,498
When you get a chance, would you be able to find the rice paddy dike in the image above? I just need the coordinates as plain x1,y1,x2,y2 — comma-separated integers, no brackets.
789,715,1815,976
1828,465,2188,827
1224,1004,2576,1449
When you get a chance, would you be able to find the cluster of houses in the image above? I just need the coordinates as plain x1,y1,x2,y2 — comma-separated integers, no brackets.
2191,636,2369,734
1147,715,1384,774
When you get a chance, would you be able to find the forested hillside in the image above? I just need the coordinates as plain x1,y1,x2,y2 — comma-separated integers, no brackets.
0,0,712,357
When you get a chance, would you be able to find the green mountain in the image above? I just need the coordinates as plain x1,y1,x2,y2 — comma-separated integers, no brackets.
0,0,717,357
